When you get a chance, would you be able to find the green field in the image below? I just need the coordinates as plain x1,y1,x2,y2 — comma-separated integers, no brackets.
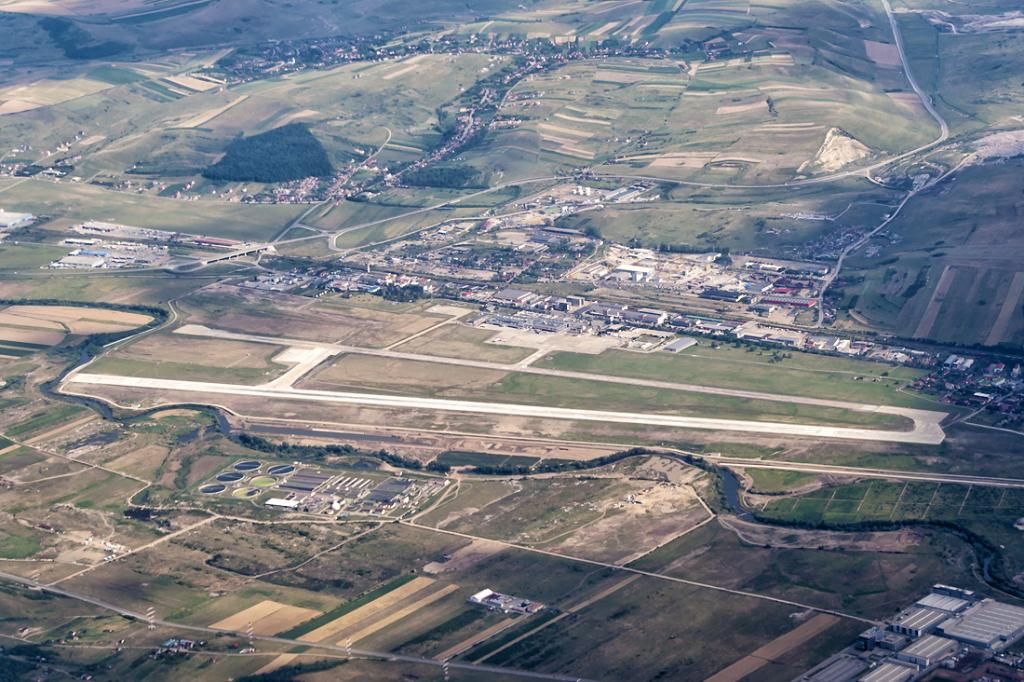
756,477,1024,601
0,526,42,559
535,343,931,408
0,272,216,306
746,469,818,494
762,480,1024,526
392,324,534,364
87,355,281,386
561,178,899,252
843,160,1024,346
305,354,914,430
631,519,989,619
4,404,85,439
0,180,304,241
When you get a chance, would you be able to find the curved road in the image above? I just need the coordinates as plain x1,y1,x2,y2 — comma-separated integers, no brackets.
812,0,953,324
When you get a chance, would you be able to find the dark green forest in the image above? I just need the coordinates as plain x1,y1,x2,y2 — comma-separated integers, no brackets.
203,123,333,182
403,163,490,189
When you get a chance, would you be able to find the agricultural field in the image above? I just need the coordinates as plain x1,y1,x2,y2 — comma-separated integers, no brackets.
0,50,505,203
462,0,938,185
0,0,530,57
0,303,150,358
461,571,861,682
894,3,1024,134
841,160,1024,346
761,479,1024,527
1,0,1023,679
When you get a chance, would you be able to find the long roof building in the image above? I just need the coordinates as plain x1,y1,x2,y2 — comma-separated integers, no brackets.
937,599,1024,651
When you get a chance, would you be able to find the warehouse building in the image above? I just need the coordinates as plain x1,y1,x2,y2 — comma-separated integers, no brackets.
0,210,34,229
858,661,915,682
798,587,1023,682
937,599,1024,651
700,287,747,303
888,606,949,638
915,592,971,615
613,263,655,283
759,294,817,308
895,635,958,668
805,656,868,682
663,336,698,353
265,498,299,509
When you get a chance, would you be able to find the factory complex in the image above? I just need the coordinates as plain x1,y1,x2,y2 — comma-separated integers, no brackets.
800,586,1024,682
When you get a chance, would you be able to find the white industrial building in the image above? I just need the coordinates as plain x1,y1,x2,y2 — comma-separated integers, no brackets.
264,498,299,509
0,210,34,229
937,599,1024,651
895,635,957,667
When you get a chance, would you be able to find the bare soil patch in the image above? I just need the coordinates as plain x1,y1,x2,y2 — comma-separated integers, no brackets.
2,305,150,334
210,599,321,635
863,40,901,66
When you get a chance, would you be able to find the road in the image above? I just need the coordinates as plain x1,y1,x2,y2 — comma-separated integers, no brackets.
812,0,953,325
398,520,876,625
697,454,1024,489
881,0,949,142
270,126,394,244
63,372,945,444
0,571,591,682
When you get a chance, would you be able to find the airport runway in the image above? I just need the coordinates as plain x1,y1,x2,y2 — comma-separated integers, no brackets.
65,373,947,444
166,324,948,442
